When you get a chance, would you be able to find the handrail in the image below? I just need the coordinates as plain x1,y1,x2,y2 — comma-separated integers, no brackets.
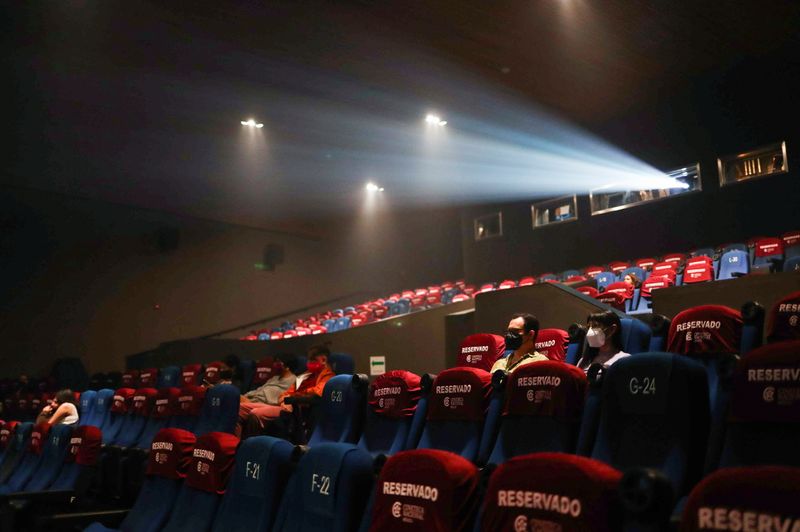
198,290,376,339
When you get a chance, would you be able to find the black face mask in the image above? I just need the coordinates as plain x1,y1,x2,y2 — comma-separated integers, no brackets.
504,331,523,351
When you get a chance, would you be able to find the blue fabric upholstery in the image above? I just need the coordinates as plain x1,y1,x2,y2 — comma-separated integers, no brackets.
116,476,183,532
329,353,355,375
134,418,169,450
211,437,294,532
594,272,615,291
619,318,652,354
161,485,221,532
560,269,581,280
273,443,374,532
0,423,32,485
717,249,749,280
86,389,114,429
77,391,97,427
193,384,240,436
22,424,74,492
238,360,255,391
157,366,180,389
308,375,366,446
619,266,646,283
588,353,709,496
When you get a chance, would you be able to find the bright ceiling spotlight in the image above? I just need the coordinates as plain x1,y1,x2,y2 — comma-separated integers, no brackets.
241,118,264,128
365,182,384,192
425,114,447,126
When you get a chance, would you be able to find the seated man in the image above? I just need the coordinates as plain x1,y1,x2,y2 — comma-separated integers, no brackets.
236,354,297,436
492,313,548,373
243,345,335,438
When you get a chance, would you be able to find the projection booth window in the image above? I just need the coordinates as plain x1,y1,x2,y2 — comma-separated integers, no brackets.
589,163,702,216
474,212,503,241
531,195,578,229
717,141,788,187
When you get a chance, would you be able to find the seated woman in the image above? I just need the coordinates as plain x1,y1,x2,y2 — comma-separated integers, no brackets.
36,389,79,426
236,353,297,436
623,272,641,288
576,311,630,372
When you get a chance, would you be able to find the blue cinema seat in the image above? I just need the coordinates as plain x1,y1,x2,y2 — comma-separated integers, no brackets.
357,370,424,456
192,384,240,437
307,374,368,446
77,391,97,427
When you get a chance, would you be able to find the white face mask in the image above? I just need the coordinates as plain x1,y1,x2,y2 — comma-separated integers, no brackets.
586,327,606,348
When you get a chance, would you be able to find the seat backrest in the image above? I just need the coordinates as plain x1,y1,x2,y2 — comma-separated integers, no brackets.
23,423,73,491
717,341,800,468
50,425,102,491
193,384,240,437
0,422,32,485
77,390,97,426
583,266,605,278
367,449,478,532
683,256,714,284
115,428,197,532
620,266,646,282
308,375,367,446
635,257,657,270
640,274,674,299
273,443,374,532
158,366,181,389
538,273,558,283
211,436,294,532
329,353,355,375
417,367,496,462
680,466,800,532
121,370,140,388
594,291,626,311
4,422,51,492
204,361,224,386
662,252,687,265
181,364,202,387
717,249,749,280
518,276,535,286
481,453,623,531
135,387,176,449
115,387,158,447
619,318,652,354
170,385,206,432
456,334,505,371
589,353,709,496
484,361,587,465
358,371,422,456
102,387,136,445
0,420,18,452
577,286,599,298
138,368,159,388
560,269,581,280
608,261,629,275
534,329,569,362
766,290,800,343
162,431,239,532
753,237,784,265
248,357,276,390
594,272,616,290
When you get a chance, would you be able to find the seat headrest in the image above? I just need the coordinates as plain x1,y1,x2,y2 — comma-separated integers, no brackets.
680,466,800,532
667,305,743,356
641,275,674,296
138,368,158,387
177,385,207,416
79,390,97,410
204,362,224,385
583,266,604,277
153,387,181,419
184,432,239,495
755,237,784,257
66,426,102,465
132,388,159,416
636,258,657,269
28,422,52,454
729,340,800,423
457,334,506,371
250,357,276,387
370,449,479,531
121,370,140,388
662,253,686,264
504,361,588,419
577,286,599,297
146,428,197,479
605,282,634,299
594,291,626,311
368,370,422,419
609,262,629,272
684,261,714,283
181,364,202,386
783,231,800,247
0,420,19,449
767,290,800,343
605,354,676,415
481,453,623,531
427,367,492,422
111,388,137,413
652,261,678,274
534,329,569,362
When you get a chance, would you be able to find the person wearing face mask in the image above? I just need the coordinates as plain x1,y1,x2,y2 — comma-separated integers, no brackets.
491,313,549,374
243,345,335,437
576,311,630,372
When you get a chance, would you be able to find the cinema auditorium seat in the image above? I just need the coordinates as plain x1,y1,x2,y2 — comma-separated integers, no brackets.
635,257,657,271
766,290,800,343
169,385,206,432
137,369,158,388
84,428,196,532
49,425,103,493
783,231,800,271
203,362,224,386
594,290,627,312
620,266,646,283
273,443,374,532
120,371,139,389
248,357,276,391
561,269,581,280
480,453,623,531
0,422,32,484
631,273,674,314
457,334,506,372
306,374,367,446
101,389,136,445
518,276,535,286
577,285,599,298
135,387,179,449
679,466,800,532
358,370,423,456
0,423,52,493
416,367,499,463
157,366,180,389
78,390,97,426
366,449,478,532
619,317,652,354
0,421,18,464
752,237,784,273
481,362,588,465
716,340,800,469
682,256,714,284
534,328,569,362
180,364,202,386
13,423,73,493
716,248,749,280
192,384,240,436
114,388,157,448
586,353,710,496
565,324,587,365
594,271,616,291
329,352,355,375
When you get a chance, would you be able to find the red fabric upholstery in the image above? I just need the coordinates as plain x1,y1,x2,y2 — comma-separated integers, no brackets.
184,432,239,495
481,453,623,531
177,386,207,416
146,428,197,479
503,361,587,419
782,230,800,248
153,387,180,419
518,277,536,286
594,291,626,311
250,357,276,388
0,421,18,449
66,426,103,465
121,370,140,388
28,423,51,454
641,275,674,297
534,329,569,362
427,368,492,422
754,237,784,258
767,290,800,343
204,362,224,385
111,388,136,414
369,449,478,532
667,305,743,356
138,368,158,387
181,364,202,386
368,370,422,419
457,334,506,372
583,266,604,278
577,286,599,298
565,275,588,283
680,466,800,532
604,282,634,299
608,262,629,273
663,253,687,264
728,340,800,424
635,258,657,270
683,261,714,284
132,388,158,416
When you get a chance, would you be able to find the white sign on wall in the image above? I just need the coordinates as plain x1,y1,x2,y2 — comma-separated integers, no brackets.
369,356,386,376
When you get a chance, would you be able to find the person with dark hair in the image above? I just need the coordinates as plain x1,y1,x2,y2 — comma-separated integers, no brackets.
235,354,297,436
491,313,548,373
623,273,641,288
36,389,79,425
576,310,630,372
221,354,243,389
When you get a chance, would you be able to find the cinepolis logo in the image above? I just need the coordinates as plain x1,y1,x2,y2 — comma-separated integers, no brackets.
526,390,535,402
514,515,528,532
763,387,775,403
392,502,402,518
443,397,450,407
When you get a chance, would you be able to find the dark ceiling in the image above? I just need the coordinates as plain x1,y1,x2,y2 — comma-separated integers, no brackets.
4,1,799,231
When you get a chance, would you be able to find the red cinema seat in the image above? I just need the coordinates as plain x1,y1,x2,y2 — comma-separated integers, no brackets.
138,368,159,388
782,230,800,249
401,290,415,299
766,290,800,343
752,236,784,273
457,334,506,372
680,467,800,532
410,295,426,309
359,371,424,455
481,453,623,531
651,261,679,278
608,261,629,275
635,274,675,312
282,330,298,338
415,288,428,296
367,449,478,532
683,256,714,284
172,386,207,433
181,365,202,387
518,276,535,287
462,285,476,296
635,257,657,270
248,357,276,390
269,332,283,340
203,362,224,385
452,294,470,303
584,266,605,278
425,292,442,305
565,274,588,283
577,286,599,298
594,291,626,311
498,280,516,290
663,253,687,265
121,370,140,388
534,328,569,362
373,306,389,319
